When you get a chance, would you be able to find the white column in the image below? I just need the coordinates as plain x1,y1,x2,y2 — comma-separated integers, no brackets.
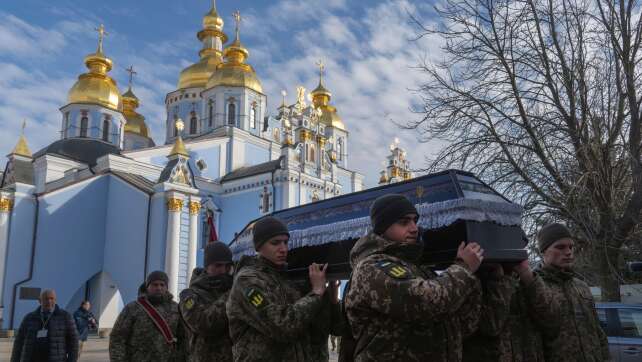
0,197,13,307
187,197,201,281
165,196,183,299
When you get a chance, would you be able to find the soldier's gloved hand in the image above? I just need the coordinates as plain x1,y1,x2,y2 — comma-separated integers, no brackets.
309,263,328,296
514,259,534,285
456,242,484,273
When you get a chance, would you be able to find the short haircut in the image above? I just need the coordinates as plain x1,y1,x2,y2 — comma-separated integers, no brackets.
40,289,56,299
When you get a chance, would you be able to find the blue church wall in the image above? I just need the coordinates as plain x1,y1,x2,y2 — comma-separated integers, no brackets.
244,142,269,166
1,192,36,328
102,176,149,304
5,176,109,329
190,146,221,180
61,106,124,146
337,173,351,195
146,194,169,273
219,189,263,243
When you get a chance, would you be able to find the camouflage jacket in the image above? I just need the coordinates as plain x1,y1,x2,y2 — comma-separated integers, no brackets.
538,265,609,362
345,232,482,362
179,268,233,362
109,293,186,362
226,256,328,362
463,271,560,362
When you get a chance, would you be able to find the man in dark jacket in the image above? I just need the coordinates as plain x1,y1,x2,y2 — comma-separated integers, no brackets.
537,223,610,362
179,242,234,362
73,300,97,358
344,193,484,361
11,289,79,362
226,216,332,361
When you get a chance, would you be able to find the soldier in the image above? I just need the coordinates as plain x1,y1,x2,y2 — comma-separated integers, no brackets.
537,223,610,362
462,260,561,362
109,271,185,362
226,216,333,361
344,193,484,361
179,242,234,362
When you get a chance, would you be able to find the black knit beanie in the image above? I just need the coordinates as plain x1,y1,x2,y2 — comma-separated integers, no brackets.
370,194,418,235
538,223,572,252
204,242,233,266
146,270,169,287
253,216,290,251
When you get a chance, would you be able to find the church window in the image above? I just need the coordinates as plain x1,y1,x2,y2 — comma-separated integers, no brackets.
190,112,197,134
260,187,270,213
308,144,316,163
208,100,214,127
102,116,111,142
250,106,256,129
228,102,236,125
63,112,70,138
273,128,280,142
80,114,88,138
337,138,343,161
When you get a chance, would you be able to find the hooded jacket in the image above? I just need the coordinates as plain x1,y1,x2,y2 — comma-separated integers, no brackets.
179,268,233,362
226,255,327,362
344,232,481,362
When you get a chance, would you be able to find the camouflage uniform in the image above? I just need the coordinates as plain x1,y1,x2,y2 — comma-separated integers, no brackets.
179,268,233,362
463,271,560,362
538,265,609,362
345,232,482,362
109,293,185,362
226,256,329,362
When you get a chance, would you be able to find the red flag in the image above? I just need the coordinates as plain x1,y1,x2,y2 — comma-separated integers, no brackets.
207,212,218,243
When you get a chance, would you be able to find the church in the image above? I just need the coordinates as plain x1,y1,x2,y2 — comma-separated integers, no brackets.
0,3,363,332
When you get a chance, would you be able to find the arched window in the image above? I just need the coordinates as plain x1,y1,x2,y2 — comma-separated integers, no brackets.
337,138,343,161
228,103,236,125
102,118,110,142
173,115,178,137
250,104,256,129
273,128,280,142
261,187,270,213
63,112,70,138
309,144,316,163
208,100,213,127
80,114,89,138
190,112,197,135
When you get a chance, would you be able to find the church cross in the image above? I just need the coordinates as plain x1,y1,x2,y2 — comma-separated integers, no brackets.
125,65,137,88
95,24,109,53
233,10,241,40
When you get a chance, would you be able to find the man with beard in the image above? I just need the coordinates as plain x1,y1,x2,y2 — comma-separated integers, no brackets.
537,223,610,362
109,271,185,362
344,193,484,361
179,242,234,362
226,216,332,361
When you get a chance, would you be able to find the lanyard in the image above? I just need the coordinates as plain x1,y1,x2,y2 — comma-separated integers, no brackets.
40,310,53,330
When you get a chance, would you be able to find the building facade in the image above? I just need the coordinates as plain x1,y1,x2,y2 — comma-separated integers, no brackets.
0,4,363,331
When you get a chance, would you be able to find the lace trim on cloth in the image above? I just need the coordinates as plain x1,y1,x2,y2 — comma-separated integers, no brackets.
231,199,522,258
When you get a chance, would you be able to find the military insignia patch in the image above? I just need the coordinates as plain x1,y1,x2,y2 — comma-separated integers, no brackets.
184,298,194,310
245,288,267,309
376,261,413,279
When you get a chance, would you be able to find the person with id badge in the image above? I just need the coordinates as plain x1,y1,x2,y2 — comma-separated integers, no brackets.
11,289,79,362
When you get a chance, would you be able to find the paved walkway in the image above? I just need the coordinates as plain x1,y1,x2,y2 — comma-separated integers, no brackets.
0,336,339,361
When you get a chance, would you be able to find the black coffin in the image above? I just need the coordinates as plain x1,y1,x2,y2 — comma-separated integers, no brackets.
230,169,527,279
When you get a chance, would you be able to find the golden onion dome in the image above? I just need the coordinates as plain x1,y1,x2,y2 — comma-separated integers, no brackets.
311,72,345,131
205,11,262,93
178,56,222,89
178,1,228,90
122,88,150,138
67,51,122,111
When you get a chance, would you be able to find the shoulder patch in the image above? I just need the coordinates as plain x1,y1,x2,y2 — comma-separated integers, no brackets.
245,288,268,309
184,297,195,310
376,261,413,279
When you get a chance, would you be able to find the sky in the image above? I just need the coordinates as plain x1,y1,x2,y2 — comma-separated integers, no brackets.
0,0,443,187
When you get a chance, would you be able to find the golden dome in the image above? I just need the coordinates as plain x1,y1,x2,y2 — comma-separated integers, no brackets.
178,1,228,90
122,88,150,138
318,105,346,131
67,51,122,111
178,56,222,89
310,63,345,131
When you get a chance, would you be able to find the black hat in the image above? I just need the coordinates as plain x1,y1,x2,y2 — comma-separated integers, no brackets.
146,270,169,287
370,194,418,235
538,223,572,252
253,216,289,251
204,242,233,266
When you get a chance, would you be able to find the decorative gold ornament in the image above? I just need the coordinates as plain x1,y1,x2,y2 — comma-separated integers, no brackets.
0,198,14,212
11,120,32,157
299,129,312,142
167,198,184,212
188,201,201,215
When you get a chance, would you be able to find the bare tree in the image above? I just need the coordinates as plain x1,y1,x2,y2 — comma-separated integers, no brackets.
408,0,642,301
